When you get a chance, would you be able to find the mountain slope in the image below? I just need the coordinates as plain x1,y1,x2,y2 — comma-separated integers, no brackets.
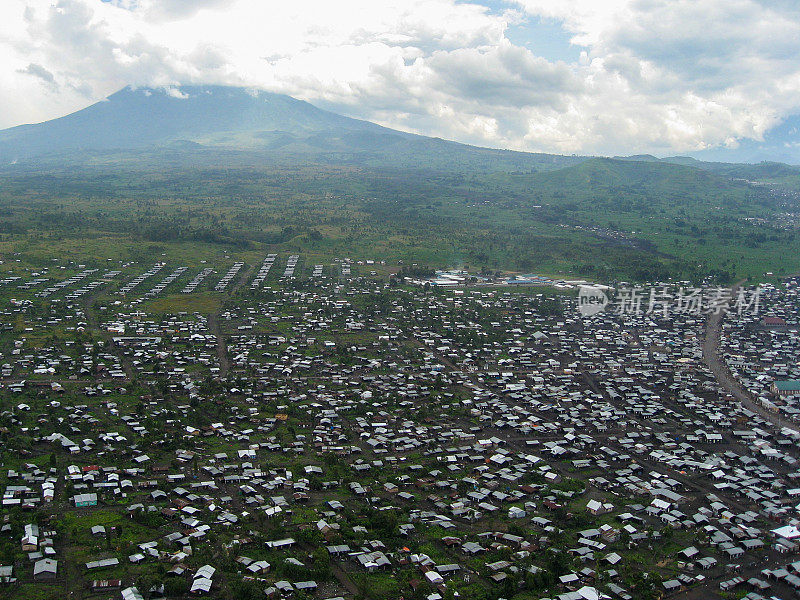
0,85,586,173
0,86,389,162
5,84,798,178
471,156,752,213
539,157,731,191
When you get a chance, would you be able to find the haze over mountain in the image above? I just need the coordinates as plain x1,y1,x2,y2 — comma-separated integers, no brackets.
0,86,392,159
0,85,588,173
1,85,799,179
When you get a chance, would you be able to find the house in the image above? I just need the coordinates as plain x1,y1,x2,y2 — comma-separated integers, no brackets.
73,492,98,507
21,523,38,551
586,499,613,515
772,380,800,398
190,578,212,594
761,317,787,330
33,558,58,581
90,579,121,591
121,587,144,600
294,581,317,593
0,565,14,584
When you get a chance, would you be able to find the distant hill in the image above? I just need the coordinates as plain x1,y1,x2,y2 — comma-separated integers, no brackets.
3,84,800,189
534,157,718,189
0,89,795,283
608,154,800,191
0,85,586,173
484,156,758,215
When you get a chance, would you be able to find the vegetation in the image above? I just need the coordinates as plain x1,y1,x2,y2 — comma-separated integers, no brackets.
0,150,798,282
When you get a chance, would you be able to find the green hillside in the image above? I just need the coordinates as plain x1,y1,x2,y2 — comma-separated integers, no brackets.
1,86,799,282
0,150,797,282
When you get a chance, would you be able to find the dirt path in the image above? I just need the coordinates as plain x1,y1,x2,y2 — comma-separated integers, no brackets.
207,312,230,376
81,285,136,380
328,561,362,598
206,261,257,377
230,262,257,295
295,540,361,598
702,282,788,430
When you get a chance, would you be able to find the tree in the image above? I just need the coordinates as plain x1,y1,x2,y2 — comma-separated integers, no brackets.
164,577,188,597
231,579,264,600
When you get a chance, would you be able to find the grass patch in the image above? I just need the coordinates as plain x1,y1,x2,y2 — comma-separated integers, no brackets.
143,291,223,314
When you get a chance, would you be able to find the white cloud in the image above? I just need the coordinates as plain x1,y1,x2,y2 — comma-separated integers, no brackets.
0,0,799,155
509,0,800,152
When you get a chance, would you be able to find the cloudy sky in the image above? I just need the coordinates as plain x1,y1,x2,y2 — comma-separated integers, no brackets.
1,0,799,156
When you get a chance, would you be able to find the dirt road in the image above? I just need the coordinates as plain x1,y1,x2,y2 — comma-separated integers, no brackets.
702,284,787,430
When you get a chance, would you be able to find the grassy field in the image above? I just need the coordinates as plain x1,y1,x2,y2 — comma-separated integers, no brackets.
0,153,797,283
144,291,223,315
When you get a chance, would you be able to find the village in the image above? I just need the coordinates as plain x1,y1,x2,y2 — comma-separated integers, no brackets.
0,255,798,600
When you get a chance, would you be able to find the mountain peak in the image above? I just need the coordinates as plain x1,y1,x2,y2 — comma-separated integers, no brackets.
0,84,385,163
